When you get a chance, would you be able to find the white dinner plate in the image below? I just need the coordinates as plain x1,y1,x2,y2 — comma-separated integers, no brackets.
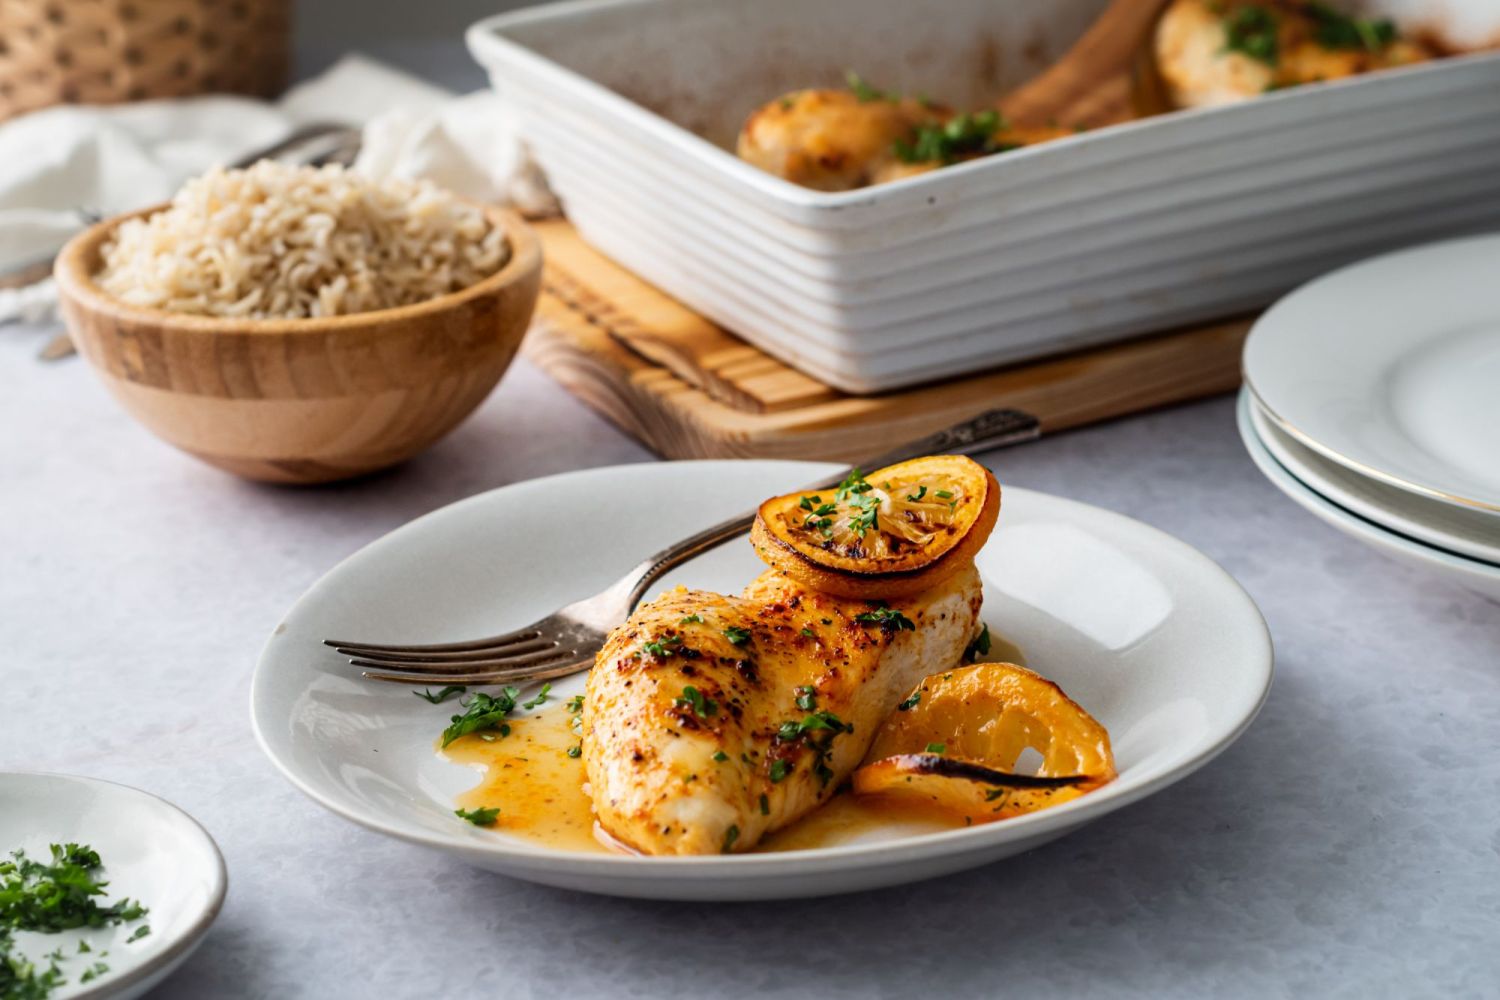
0,773,227,1000
1243,232,1500,514
1237,389,1500,603
252,461,1273,901
1248,396,1500,565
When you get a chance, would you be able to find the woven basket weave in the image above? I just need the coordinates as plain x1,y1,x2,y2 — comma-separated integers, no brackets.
0,0,291,123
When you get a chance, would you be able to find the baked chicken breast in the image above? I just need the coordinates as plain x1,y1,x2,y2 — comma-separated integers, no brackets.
582,565,983,854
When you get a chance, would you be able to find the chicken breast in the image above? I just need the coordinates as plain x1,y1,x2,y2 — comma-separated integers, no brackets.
582,564,983,854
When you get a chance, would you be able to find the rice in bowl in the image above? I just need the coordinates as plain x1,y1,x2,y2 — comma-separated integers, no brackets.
95,161,510,320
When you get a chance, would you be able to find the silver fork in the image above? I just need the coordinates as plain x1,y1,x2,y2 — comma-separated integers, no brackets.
325,408,1041,685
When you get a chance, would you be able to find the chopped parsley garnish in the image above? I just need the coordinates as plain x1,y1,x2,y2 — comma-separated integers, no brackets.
521,682,552,710
674,685,718,719
925,742,947,754
454,806,500,826
768,760,791,783
847,492,881,536
985,788,1008,802
897,690,922,711
414,685,466,705
934,489,954,499
759,794,770,815
795,685,817,710
853,607,916,633
0,844,147,932
834,468,874,503
906,485,928,502
894,109,1013,165
1223,5,1279,65
0,842,151,997
845,70,894,103
566,694,584,714
722,626,751,647
640,634,683,658
800,627,816,639
441,687,519,747
722,825,740,853
774,711,853,786
566,744,582,759
712,750,729,762
798,495,820,511
679,614,703,625
965,624,992,662
1306,1,1396,51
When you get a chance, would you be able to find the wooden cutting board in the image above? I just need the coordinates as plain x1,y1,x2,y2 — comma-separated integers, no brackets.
525,219,1251,461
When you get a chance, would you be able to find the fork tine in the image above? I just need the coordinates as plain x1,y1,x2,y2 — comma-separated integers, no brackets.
345,645,588,675
323,626,544,655
331,636,556,664
361,655,593,686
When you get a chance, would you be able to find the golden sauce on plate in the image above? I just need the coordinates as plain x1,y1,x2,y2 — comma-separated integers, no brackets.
443,630,1027,854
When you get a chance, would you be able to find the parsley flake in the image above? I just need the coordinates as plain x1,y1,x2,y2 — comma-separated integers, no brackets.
674,685,719,719
965,624,992,662
723,626,751,646
414,685,466,705
853,607,916,633
441,687,519,747
454,806,500,826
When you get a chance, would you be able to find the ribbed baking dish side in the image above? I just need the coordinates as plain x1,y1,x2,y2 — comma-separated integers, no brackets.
470,0,1500,392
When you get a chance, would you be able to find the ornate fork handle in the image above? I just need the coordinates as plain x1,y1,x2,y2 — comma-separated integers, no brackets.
614,408,1040,612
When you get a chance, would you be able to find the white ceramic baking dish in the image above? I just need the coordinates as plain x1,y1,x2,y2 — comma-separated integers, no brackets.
469,0,1500,392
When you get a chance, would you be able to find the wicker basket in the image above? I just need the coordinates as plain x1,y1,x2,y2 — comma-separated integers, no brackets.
0,0,291,123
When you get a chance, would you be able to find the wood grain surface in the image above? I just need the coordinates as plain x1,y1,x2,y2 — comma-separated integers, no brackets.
528,219,1251,462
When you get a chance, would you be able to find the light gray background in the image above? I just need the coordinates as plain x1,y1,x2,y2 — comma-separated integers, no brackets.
5,16,1499,1000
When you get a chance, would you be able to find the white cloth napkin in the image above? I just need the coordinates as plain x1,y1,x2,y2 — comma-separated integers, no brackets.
0,55,552,323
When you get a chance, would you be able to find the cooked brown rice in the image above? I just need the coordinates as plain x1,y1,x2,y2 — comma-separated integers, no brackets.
95,160,510,320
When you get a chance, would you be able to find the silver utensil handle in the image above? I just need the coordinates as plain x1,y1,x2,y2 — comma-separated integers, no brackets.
621,408,1040,609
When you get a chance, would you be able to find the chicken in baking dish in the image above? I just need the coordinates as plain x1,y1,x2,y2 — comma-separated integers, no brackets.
1156,0,1433,108
736,75,1072,193
737,2,1440,190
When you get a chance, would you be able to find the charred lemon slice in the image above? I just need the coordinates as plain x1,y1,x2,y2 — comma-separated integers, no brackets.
750,455,1000,600
852,661,1115,823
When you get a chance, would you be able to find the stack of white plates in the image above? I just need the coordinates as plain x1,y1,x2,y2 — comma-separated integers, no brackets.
1239,234,1500,602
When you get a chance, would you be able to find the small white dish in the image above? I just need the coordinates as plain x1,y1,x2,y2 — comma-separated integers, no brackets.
1247,396,1500,565
1237,389,1500,602
1243,233,1500,514
0,773,227,1000
252,460,1273,901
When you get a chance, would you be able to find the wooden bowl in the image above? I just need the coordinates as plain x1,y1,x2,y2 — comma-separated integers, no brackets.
54,204,542,484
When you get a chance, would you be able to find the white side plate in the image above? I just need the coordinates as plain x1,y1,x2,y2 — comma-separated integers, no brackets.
1248,395,1500,564
1244,233,1500,514
252,461,1273,901
0,773,227,1000
1237,389,1500,602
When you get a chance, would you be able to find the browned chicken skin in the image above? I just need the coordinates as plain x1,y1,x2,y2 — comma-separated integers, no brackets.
582,565,983,854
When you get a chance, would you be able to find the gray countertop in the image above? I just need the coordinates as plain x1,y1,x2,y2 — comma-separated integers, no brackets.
4,321,1498,997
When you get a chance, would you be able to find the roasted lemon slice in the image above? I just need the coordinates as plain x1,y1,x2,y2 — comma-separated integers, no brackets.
750,455,1000,600
852,661,1115,823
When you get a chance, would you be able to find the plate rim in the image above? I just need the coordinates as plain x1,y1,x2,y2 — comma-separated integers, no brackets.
0,771,229,1000
251,460,1274,879
1236,388,1500,582
1242,232,1500,515
1246,394,1500,566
